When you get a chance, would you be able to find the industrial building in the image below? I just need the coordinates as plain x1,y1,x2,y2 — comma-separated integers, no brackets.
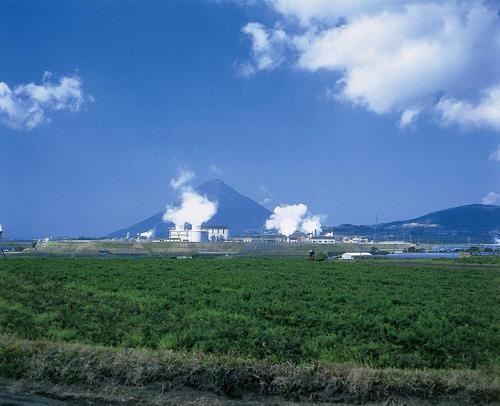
168,226,229,242
308,236,336,244
203,226,229,241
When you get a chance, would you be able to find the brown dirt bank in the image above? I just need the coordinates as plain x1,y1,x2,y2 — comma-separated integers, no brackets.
0,335,498,405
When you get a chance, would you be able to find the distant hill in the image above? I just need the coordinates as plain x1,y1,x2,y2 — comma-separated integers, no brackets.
107,179,271,238
332,204,500,244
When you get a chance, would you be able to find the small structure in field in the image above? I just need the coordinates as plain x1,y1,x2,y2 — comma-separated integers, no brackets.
341,252,372,260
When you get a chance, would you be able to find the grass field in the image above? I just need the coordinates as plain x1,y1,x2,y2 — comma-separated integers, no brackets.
0,257,498,371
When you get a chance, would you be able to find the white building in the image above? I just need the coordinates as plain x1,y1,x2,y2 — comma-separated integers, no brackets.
202,226,229,241
169,228,208,242
308,236,336,244
168,225,229,242
341,252,372,260
342,236,372,244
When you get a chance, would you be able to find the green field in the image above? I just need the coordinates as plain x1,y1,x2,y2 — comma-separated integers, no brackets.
0,257,498,370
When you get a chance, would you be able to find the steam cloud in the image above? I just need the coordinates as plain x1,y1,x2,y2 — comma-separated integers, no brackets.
482,192,500,205
163,170,218,230
170,169,196,190
300,215,323,235
266,204,323,236
139,229,154,239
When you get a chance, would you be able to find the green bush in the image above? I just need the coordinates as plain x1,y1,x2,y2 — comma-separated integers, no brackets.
314,251,327,261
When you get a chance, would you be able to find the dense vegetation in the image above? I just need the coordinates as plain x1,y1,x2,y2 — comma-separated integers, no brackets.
0,257,498,369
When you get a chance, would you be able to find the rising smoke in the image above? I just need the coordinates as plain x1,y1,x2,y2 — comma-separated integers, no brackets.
265,204,323,236
170,169,195,190
163,170,218,230
139,228,155,239
300,215,323,235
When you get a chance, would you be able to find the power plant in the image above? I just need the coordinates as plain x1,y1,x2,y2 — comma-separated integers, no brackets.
168,225,229,242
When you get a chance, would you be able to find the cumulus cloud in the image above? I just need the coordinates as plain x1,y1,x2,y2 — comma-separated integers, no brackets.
0,72,93,130
267,0,442,26
437,86,500,130
239,0,500,131
482,191,500,205
170,169,196,190
489,144,500,161
265,203,323,236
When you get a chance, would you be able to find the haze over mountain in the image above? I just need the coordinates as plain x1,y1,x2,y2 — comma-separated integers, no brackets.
108,180,499,243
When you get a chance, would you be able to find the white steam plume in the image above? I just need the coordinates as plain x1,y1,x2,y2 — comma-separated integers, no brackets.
163,170,218,230
265,204,323,236
300,215,323,235
170,169,196,190
139,229,154,239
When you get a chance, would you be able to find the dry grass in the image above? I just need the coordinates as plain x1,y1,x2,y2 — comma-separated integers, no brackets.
1,334,498,404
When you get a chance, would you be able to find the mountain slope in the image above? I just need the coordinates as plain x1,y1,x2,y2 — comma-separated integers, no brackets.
333,204,500,243
391,204,500,229
107,179,271,238
197,179,271,234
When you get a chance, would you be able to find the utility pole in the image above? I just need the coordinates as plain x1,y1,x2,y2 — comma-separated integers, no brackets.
0,224,6,260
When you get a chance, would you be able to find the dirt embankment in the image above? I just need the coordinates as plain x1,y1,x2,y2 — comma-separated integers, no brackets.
32,240,415,257
0,335,498,405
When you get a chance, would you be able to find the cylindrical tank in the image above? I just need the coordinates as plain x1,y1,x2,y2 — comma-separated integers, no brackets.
189,226,202,242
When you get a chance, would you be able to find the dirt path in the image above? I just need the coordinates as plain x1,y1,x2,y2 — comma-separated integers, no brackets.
0,378,489,405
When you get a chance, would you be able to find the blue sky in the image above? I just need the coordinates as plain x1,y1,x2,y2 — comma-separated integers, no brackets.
1,0,499,239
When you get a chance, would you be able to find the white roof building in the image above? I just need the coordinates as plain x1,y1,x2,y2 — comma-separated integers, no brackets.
308,236,336,244
341,252,372,260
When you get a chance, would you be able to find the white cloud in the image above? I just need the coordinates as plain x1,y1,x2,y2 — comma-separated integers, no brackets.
400,107,421,128
437,86,500,130
489,144,500,161
240,22,288,75
239,1,500,131
267,0,442,26
482,192,500,205
0,72,92,130
170,169,196,190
